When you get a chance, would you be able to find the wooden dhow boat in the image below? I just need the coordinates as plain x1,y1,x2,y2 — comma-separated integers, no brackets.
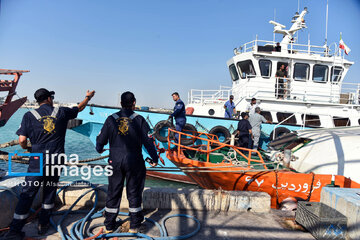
0,69,29,127
163,129,360,208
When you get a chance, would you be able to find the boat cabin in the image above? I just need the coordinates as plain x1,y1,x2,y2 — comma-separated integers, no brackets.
187,8,360,128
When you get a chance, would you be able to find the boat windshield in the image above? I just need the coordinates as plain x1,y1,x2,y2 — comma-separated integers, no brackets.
229,64,239,81
331,66,343,83
313,64,329,83
237,60,256,78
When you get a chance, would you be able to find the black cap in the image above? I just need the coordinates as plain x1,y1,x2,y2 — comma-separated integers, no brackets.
230,95,234,99
121,91,136,108
241,112,248,119
34,88,55,102
251,98,256,101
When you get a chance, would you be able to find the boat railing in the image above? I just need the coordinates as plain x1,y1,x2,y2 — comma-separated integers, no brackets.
237,39,338,57
188,86,232,105
233,76,360,105
167,128,267,169
272,112,304,139
189,76,360,106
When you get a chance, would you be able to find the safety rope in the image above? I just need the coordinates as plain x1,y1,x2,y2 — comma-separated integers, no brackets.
194,120,209,132
146,115,154,129
275,170,280,208
228,124,235,133
306,172,315,201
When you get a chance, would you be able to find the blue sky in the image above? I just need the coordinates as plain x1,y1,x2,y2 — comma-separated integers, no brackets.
0,0,359,108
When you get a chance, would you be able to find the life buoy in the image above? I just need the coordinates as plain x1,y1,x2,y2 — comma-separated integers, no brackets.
186,107,194,115
269,127,291,141
154,120,174,143
209,126,231,143
180,123,198,146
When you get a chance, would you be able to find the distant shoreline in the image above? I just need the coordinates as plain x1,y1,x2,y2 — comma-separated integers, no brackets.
21,104,172,113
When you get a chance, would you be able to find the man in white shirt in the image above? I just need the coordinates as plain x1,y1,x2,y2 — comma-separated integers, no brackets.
246,98,258,116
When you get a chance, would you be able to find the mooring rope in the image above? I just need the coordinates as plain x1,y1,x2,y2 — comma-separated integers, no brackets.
0,139,31,149
0,154,109,164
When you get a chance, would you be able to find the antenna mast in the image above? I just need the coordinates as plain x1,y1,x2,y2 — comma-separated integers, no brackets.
273,8,276,43
325,0,329,46
297,0,300,43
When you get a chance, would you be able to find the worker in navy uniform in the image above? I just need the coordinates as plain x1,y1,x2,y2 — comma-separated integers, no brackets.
236,112,252,151
168,92,186,143
96,91,158,234
3,88,95,240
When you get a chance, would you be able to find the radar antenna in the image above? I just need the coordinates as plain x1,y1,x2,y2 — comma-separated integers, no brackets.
269,7,308,51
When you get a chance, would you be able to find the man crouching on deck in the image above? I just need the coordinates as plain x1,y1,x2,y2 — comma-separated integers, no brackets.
2,88,95,240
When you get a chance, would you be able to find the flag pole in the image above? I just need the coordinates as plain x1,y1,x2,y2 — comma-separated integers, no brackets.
339,32,342,57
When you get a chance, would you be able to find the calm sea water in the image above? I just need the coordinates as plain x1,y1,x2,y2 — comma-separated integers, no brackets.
0,108,193,188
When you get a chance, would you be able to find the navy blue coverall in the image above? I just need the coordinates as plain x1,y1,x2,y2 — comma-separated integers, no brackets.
96,109,159,230
10,104,78,232
170,99,186,142
237,119,252,149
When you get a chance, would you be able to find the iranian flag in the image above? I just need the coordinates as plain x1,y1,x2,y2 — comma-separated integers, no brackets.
339,34,351,55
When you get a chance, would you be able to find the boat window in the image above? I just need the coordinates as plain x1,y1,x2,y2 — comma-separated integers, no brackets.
237,60,256,79
229,64,239,81
301,114,321,127
331,66,343,83
313,64,328,83
259,60,272,78
333,117,350,127
293,63,310,81
208,109,215,116
260,111,272,122
276,112,296,125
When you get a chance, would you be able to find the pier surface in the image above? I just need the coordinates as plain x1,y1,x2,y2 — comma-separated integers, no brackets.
20,208,314,240
0,179,315,239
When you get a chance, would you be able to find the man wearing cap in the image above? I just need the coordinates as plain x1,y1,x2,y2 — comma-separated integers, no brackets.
96,91,158,234
224,95,236,118
168,92,186,143
246,98,258,116
236,112,252,150
249,107,271,153
4,88,95,239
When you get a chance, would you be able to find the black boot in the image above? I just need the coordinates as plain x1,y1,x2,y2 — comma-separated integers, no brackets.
38,223,50,235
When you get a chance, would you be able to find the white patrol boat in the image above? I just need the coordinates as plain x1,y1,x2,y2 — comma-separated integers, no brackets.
187,7,359,129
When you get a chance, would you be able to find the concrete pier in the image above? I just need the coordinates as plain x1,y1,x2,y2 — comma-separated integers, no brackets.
321,187,360,240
